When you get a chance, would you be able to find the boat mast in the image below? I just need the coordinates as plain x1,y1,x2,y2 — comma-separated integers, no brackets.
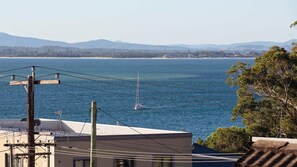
135,72,140,105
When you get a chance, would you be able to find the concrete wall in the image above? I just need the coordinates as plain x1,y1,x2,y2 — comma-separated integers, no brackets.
55,134,192,167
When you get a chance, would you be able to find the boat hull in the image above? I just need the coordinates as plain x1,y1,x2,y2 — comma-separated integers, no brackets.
134,104,144,110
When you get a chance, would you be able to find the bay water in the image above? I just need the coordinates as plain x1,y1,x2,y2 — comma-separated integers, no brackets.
0,58,254,142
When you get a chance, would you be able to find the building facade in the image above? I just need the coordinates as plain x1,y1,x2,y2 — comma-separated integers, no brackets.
0,119,192,167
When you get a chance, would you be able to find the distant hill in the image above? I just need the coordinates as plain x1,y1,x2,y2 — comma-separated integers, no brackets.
0,32,69,47
0,32,186,51
0,32,295,51
174,40,294,51
72,39,187,50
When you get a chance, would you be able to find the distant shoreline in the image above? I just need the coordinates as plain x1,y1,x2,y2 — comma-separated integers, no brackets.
0,56,256,60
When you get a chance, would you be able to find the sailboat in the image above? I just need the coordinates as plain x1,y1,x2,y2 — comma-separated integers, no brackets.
134,73,144,110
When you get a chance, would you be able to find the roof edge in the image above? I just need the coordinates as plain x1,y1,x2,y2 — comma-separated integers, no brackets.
252,137,297,144
55,132,192,141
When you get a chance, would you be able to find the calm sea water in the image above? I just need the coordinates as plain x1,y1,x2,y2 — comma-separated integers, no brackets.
0,58,254,142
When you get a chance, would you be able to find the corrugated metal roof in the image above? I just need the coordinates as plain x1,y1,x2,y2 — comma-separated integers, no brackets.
234,140,297,167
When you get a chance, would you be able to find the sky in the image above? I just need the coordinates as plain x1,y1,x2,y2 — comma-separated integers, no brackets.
0,0,296,45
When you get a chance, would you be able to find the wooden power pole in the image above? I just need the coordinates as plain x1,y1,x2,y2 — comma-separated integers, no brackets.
9,66,60,167
90,101,97,167
27,75,35,167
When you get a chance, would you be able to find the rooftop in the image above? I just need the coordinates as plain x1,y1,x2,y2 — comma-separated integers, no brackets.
234,137,297,167
0,118,190,137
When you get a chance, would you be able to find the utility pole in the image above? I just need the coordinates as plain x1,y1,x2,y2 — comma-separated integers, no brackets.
90,101,97,167
27,75,35,167
9,66,60,167
47,145,51,167
10,145,13,167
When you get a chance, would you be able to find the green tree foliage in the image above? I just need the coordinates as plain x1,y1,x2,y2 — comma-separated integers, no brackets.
197,21,297,153
226,46,297,137
197,127,251,153
290,20,297,28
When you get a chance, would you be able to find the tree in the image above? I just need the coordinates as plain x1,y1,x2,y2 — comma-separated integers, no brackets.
290,21,297,28
197,21,297,153
226,46,297,137
197,127,251,153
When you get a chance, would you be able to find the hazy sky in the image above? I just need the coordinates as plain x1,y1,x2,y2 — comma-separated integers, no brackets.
0,0,296,44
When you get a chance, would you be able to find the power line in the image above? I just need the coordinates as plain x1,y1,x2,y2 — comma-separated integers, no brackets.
0,66,31,74
0,75,12,80
1,133,237,161
62,146,240,160
92,137,191,150
99,108,183,154
55,149,237,163
11,75,27,79
59,72,202,99
60,83,134,97
36,65,202,94
58,149,192,161
60,81,216,112
61,73,135,90
25,66,220,108
79,110,90,136
0,113,236,162
57,73,216,109
35,73,58,80
0,149,10,153
0,74,26,81
60,73,181,98
59,73,206,106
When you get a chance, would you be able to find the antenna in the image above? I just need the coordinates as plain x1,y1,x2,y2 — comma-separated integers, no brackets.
54,111,62,132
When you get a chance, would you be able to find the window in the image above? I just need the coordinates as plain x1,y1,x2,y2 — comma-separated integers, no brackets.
73,157,90,167
114,159,135,167
153,157,173,167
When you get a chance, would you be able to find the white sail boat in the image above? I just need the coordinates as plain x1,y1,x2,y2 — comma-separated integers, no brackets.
134,73,144,110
